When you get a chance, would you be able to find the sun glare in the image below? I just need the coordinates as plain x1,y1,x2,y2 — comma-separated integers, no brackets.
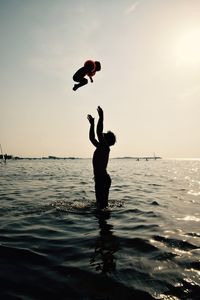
175,29,200,65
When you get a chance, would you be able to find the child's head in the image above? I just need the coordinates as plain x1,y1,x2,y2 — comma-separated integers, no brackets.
84,60,96,72
95,61,101,71
104,131,116,146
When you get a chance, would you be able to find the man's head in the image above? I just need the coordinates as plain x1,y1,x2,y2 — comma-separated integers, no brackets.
104,131,116,146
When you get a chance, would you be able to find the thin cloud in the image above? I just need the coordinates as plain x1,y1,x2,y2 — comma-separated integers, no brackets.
125,2,139,15
180,85,200,99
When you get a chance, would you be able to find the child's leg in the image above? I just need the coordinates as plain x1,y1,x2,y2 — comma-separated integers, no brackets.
73,78,88,91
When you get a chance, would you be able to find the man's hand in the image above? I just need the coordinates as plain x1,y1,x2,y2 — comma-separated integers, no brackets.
97,106,103,118
87,114,94,124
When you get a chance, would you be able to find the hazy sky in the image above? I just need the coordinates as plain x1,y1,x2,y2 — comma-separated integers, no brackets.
1,0,200,158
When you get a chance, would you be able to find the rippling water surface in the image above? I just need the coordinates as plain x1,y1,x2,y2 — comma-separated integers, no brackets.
0,158,200,299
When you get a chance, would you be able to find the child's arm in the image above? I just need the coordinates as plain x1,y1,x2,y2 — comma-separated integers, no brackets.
96,106,104,143
87,115,99,147
87,71,95,83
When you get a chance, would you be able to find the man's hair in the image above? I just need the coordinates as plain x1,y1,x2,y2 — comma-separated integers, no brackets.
95,61,101,71
104,131,116,146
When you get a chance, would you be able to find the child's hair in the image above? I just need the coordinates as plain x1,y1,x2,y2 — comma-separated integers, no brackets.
84,60,95,72
104,131,116,146
95,61,101,71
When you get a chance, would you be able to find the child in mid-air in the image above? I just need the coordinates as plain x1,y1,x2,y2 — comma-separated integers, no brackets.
73,60,101,91
87,106,116,209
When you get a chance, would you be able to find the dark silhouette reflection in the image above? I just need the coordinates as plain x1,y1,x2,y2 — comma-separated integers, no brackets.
90,210,119,273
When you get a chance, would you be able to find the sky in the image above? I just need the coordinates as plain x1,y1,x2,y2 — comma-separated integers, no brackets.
0,0,200,158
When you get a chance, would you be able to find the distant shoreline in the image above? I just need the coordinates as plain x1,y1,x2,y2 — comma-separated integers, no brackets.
1,155,162,161
2,156,200,162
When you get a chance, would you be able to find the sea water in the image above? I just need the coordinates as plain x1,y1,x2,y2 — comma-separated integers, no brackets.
0,158,199,299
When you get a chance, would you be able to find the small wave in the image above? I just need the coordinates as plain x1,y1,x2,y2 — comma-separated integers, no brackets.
153,235,198,251
123,208,158,217
187,232,200,238
152,250,177,260
188,190,200,196
178,260,200,270
150,201,159,205
0,244,49,265
177,215,200,222
120,237,158,253
148,183,164,187
132,224,159,231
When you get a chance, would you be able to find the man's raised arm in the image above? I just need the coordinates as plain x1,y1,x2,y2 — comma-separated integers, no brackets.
87,115,99,147
97,106,104,143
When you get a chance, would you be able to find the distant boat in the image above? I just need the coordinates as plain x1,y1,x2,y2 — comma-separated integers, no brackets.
0,144,6,164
